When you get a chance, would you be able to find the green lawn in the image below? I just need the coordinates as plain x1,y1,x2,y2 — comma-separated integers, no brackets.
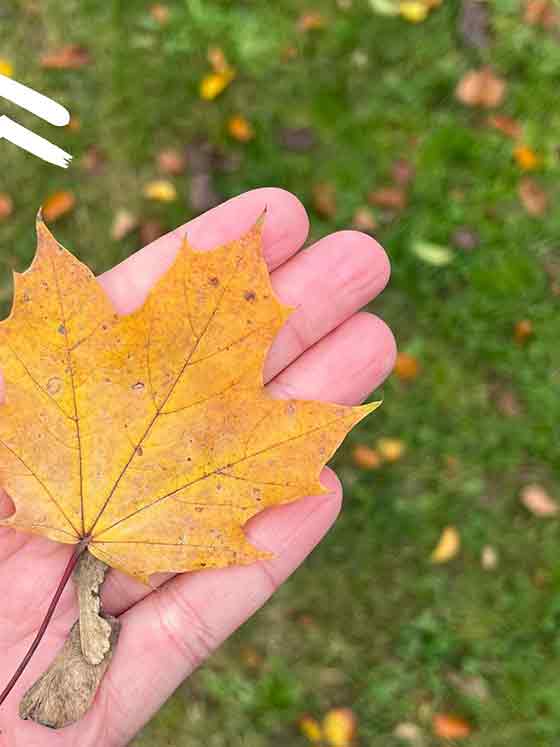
1,1,559,744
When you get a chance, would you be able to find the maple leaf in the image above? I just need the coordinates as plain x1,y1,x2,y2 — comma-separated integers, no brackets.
0,215,378,585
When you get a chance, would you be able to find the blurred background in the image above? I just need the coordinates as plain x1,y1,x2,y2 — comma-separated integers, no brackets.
1,0,559,744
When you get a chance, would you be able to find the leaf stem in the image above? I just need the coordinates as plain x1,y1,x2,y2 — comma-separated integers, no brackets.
0,536,90,709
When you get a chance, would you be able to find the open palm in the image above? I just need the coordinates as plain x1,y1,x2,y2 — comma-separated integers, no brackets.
0,189,395,746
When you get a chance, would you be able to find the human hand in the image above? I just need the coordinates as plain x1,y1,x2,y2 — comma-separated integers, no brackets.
0,188,395,746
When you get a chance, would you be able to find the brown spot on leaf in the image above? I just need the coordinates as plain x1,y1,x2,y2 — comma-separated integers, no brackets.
244,290,256,302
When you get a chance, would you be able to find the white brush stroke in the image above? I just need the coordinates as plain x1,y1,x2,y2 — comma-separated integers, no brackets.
0,74,70,126
0,116,72,167
0,73,72,167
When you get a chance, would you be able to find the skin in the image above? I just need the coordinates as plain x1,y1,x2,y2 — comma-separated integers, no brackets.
0,188,396,747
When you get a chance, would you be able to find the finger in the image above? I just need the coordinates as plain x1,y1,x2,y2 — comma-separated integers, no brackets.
98,188,309,314
84,469,342,746
100,310,394,614
269,311,397,404
264,231,390,381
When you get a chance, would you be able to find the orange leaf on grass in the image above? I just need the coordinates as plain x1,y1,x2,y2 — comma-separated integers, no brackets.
157,148,187,175
487,114,522,139
520,484,559,517
228,115,255,143
455,67,506,108
0,193,14,221
42,191,76,222
518,177,549,216
40,44,92,69
433,713,472,739
394,352,420,381
514,145,540,170
368,186,407,211
514,318,533,343
352,445,382,470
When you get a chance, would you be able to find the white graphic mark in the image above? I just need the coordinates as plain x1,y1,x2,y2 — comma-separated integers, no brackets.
0,74,72,168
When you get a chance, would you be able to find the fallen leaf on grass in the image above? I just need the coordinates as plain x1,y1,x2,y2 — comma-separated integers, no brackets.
514,318,533,343
518,177,549,216
451,226,479,251
524,0,559,27
111,210,138,241
0,216,378,724
455,67,506,108
369,186,407,211
430,526,461,563
411,239,454,266
42,191,76,222
399,1,429,22
447,672,489,700
143,179,177,202
369,0,400,15
487,114,522,139
376,437,406,462
299,708,357,746
81,145,106,174
352,444,382,469
520,484,559,516
394,352,420,381
481,545,499,570
0,58,14,77
228,115,255,143
312,182,337,219
41,44,92,69
0,193,14,221
139,219,165,245
299,715,323,742
200,68,235,100
297,10,327,31
323,708,357,747
150,3,170,24
391,158,415,186
352,207,378,232
432,713,472,739
393,722,425,744
156,148,187,175
514,145,540,170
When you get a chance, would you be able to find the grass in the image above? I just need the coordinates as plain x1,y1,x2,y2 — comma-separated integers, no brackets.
1,0,559,744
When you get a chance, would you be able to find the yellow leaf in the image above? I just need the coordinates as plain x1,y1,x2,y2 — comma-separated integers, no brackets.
0,215,379,585
399,1,429,22
228,115,255,143
376,437,406,462
514,145,540,170
0,58,14,77
143,179,177,202
323,708,357,746
299,715,323,742
200,68,235,100
430,526,460,563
